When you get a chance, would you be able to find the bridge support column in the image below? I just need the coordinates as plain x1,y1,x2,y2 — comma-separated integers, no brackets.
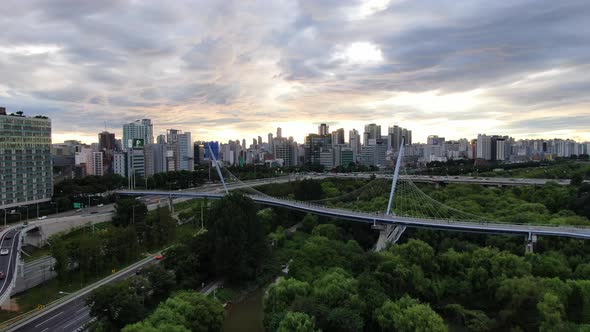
168,196,174,214
374,224,407,252
525,233,537,253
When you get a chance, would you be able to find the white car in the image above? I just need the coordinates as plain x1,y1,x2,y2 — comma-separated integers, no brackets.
37,216,47,220
0,249,10,256
97,204,104,207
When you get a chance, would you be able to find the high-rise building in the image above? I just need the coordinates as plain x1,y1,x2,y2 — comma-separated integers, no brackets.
304,134,331,165
257,136,262,145
157,134,166,144
268,133,274,153
276,127,282,138
90,152,104,176
141,119,154,144
177,132,194,171
318,123,329,136
123,119,153,149
272,137,295,166
204,141,220,160
193,142,205,165
476,134,492,160
113,152,127,177
0,111,53,208
364,124,381,146
349,129,361,163
98,131,116,151
331,128,345,145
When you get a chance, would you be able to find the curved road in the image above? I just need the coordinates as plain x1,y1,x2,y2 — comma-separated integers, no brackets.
0,229,21,306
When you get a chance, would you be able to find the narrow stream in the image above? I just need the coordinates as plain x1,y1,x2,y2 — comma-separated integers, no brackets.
223,287,265,332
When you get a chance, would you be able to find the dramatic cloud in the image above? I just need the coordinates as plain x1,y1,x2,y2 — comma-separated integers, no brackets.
0,0,589,143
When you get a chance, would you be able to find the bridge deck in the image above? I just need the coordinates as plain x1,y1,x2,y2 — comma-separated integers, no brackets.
115,190,590,240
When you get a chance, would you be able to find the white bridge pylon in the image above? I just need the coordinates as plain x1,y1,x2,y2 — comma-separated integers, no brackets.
374,137,407,251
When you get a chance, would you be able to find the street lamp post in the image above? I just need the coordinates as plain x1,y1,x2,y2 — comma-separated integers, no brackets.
50,202,58,215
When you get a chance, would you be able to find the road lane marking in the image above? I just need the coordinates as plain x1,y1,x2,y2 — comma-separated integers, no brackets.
34,310,64,327
69,316,97,332
41,328,49,332
76,306,88,313
63,312,89,329
0,230,18,294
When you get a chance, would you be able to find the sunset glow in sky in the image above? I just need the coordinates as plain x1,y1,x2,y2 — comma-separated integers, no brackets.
1,0,589,144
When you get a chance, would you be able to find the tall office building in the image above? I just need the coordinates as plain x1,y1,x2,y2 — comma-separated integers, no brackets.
141,119,154,144
204,141,220,160
113,152,127,177
90,152,104,176
272,137,295,166
177,132,194,171
304,134,332,165
318,123,329,136
123,119,153,149
476,134,492,160
276,127,282,138
349,129,361,163
364,123,381,146
0,111,53,208
98,131,116,173
157,134,166,144
331,128,345,145
98,131,116,151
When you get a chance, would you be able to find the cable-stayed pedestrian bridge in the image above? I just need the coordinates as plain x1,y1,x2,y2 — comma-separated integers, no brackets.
117,140,590,251
115,189,590,241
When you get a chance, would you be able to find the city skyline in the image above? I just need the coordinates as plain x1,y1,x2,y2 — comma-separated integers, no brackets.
1,1,589,144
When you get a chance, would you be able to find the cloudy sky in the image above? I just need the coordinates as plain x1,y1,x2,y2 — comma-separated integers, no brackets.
1,0,589,144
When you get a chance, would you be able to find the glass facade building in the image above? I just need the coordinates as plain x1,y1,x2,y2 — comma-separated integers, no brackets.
0,114,53,208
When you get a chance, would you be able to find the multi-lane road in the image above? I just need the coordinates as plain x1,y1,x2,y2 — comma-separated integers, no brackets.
0,229,21,306
4,255,158,332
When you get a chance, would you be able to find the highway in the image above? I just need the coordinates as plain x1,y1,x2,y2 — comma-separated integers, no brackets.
4,254,159,332
0,229,21,306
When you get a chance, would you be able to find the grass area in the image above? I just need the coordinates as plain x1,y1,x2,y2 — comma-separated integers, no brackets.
209,287,237,303
0,310,19,322
21,245,51,263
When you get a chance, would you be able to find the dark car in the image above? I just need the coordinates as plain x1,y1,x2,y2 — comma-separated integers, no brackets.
0,272,5,280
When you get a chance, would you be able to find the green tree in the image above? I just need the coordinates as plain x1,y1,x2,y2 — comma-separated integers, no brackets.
113,198,148,228
374,296,447,332
143,265,176,304
87,279,147,330
301,213,319,233
311,268,358,307
277,312,319,332
311,224,343,240
538,293,565,332
123,291,224,332
207,192,268,282
48,235,69,280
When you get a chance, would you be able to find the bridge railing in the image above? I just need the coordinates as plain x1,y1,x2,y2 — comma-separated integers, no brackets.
247,194,590,232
